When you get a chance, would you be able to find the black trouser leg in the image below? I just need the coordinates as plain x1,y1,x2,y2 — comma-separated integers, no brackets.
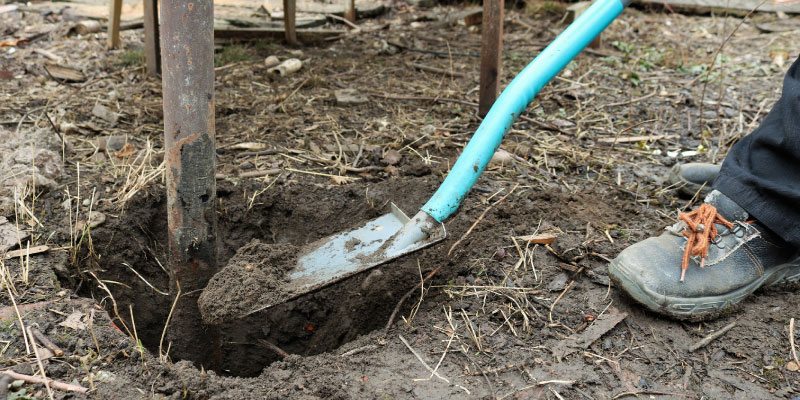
715,56,800,247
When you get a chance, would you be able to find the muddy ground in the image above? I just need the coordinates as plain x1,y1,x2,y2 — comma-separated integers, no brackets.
2,0,800,398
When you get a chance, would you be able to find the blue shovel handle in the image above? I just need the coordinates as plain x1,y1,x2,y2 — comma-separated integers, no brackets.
421,0,630,222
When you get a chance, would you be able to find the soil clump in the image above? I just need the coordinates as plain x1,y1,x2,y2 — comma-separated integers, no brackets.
199,240,298,325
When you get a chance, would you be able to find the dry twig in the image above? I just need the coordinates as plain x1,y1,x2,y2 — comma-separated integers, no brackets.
689,320,737,352
0,370,87,393
789,318,799,369
448,185,518,256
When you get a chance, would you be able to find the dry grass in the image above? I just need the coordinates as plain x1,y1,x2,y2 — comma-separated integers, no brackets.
109,140,165,209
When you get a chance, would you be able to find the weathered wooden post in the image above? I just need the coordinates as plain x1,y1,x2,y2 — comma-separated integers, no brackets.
283,0,298,45
344,0,356,23
143,0,161,76
160,0,220,367
479,0,504,117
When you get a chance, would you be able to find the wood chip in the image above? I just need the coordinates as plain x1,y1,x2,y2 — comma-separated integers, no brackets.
597,134,678,144
73,20,101,35
4,245,49,260
230,142,268,151
551,307,628,361
334,88,369,106
92,103,120,125
32,48,63,63
518,233,557,245
44,63,86,82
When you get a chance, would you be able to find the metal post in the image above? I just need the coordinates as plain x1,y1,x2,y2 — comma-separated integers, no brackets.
160,0,219,368
479,0,504,117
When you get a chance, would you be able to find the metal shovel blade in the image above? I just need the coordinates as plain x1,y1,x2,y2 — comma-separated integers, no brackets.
246,204,445,315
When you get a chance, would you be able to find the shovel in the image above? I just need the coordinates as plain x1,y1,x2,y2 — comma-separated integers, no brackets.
246,0,630,314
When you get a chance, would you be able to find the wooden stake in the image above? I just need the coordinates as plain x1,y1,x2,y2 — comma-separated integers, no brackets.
344,0,356,23
283,0,298,45
479,0,504,117
567,1,601,48
143,0,161,75
107,0,123,49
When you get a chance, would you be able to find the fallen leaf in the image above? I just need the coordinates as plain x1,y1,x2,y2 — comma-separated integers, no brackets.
518,233,557,245
382,149,402,165
384,165,400,176
59,311,89,330
330,175,351,185
771,51,789,68
0,38,27,47
786,361,799,372
114,143,137,159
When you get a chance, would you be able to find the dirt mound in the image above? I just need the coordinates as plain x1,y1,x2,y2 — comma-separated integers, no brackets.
199,240,298,325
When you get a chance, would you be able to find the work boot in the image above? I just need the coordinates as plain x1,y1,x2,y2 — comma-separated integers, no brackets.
668,163,720,197
609,190,800,321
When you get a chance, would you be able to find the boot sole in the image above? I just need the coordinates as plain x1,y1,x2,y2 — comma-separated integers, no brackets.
609,257,800,321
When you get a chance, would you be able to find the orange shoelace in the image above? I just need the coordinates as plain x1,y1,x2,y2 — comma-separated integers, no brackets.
677,203,734,282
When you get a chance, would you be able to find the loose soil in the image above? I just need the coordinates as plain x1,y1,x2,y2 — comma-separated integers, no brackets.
198,240,298,325
2,1,800,399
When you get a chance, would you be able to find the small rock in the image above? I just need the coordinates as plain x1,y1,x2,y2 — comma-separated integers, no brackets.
0,216,29,252
10,147,62,180
59,122,79,134
93,370,116,383
360,269,383,292
547,273,569,292
786,361,799,372
91,103,120,125
95,135,128,152
334,88,369,106
74,211,106,232
490,148,513,166
264,55,280,68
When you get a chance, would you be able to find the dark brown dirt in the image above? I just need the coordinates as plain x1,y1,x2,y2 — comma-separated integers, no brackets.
198,240,298,325
2,1,800,399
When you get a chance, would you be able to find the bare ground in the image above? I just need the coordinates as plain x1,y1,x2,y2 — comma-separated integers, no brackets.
1,1,799,399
